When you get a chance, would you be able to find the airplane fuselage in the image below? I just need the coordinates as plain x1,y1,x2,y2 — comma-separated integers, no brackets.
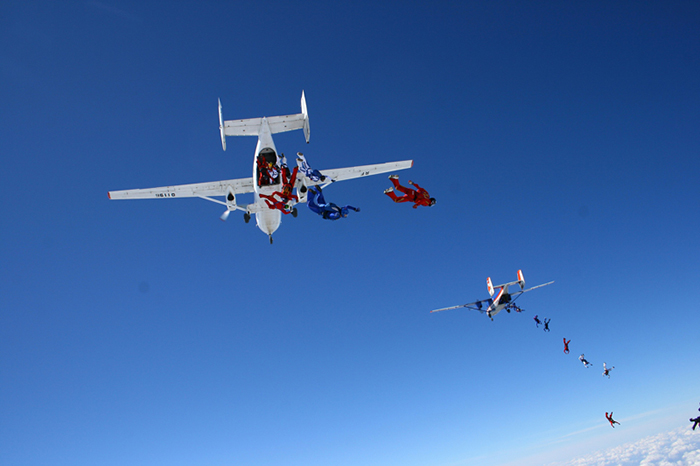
486,284,511,319
252,118,282,238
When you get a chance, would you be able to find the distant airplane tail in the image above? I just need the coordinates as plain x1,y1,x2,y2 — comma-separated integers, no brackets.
219,91,310,151
517,269,525,290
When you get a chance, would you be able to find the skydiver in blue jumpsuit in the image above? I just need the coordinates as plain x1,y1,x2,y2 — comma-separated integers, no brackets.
306,186,359,220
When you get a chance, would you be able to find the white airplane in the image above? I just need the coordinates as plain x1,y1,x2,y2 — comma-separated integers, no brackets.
108,91,413,243
431,270,553,320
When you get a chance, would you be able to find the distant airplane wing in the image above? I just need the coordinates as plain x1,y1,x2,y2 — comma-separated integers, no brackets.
431,299,493,314
308,160,413,184
108,177,254,200
509,281,555,300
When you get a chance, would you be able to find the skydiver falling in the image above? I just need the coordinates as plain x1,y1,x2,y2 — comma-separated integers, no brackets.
563,338,571,354
691,416,700,430
603,362,615,378
384,175,436,208
306,186,359,220
579,354,592,367
543,318,551,332
605,412,620,428
296,152,329,183
534,315,542,327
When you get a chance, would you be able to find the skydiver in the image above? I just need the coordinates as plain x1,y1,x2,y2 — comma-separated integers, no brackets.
691,416,700,430
543,318,551,332
563,338,571,354
505,303,522,313
384,175,436,208
602,362,615,378
276,165,300,202
579,354,592,367
259,194,295,215
605,412,620,428
534,315,541,327
306,186,359,220
296,152,329,183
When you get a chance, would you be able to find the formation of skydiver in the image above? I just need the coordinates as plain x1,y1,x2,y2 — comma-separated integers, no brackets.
523,316,626,427
254,152,435,222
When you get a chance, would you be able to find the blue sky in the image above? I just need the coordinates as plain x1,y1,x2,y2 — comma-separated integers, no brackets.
1,1,699,465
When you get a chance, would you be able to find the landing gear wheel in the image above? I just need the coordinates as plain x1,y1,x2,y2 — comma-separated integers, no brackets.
243,213,251,223
292,207,298,218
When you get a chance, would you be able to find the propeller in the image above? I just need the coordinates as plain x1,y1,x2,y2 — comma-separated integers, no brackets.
220,209,231,221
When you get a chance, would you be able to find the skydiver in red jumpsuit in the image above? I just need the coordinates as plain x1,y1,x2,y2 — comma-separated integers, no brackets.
605,412,620,428
384,175,435,208
563,338,571,354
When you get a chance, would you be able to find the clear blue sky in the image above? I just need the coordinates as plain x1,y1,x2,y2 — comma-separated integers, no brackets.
2,1,699,465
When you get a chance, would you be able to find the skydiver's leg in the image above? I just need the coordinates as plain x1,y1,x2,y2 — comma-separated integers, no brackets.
314,187,327,207
288,166,299,187
390,177,417,198
385,190,410,203
306,188,324,215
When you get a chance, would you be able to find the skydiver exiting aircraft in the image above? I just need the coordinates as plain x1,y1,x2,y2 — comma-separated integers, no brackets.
257,155,281,187
605,412,620,428
384,175,436,208
307,186,360,220
259,195,294,215
543,318,551,332
297,152,329,183
602,362,615,378
505,303,522,313
534,315,542,327
563,338,571,354
579,354,592,367
264,166,300,203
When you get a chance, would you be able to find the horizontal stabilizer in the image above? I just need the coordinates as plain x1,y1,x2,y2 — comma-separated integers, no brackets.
219,91,310,145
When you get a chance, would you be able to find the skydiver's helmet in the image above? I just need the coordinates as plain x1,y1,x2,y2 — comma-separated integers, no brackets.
429,198,436,206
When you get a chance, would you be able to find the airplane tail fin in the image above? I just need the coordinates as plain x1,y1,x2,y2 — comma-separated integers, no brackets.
517,269,525,290
300,90,310,143
487,277,494,296
218,91,310,151
218,99,227,151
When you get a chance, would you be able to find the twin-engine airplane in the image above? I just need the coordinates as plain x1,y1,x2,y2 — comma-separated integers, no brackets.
108,92,413,243
431,270,553,320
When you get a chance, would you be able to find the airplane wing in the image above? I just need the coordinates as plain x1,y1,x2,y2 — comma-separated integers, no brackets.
108,177,254,200
431,299,492,314
307,160,413,185
509,281,555,299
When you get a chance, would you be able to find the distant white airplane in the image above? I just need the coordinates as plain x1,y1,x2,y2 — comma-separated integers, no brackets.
108,92,413,243
431,270,553,320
